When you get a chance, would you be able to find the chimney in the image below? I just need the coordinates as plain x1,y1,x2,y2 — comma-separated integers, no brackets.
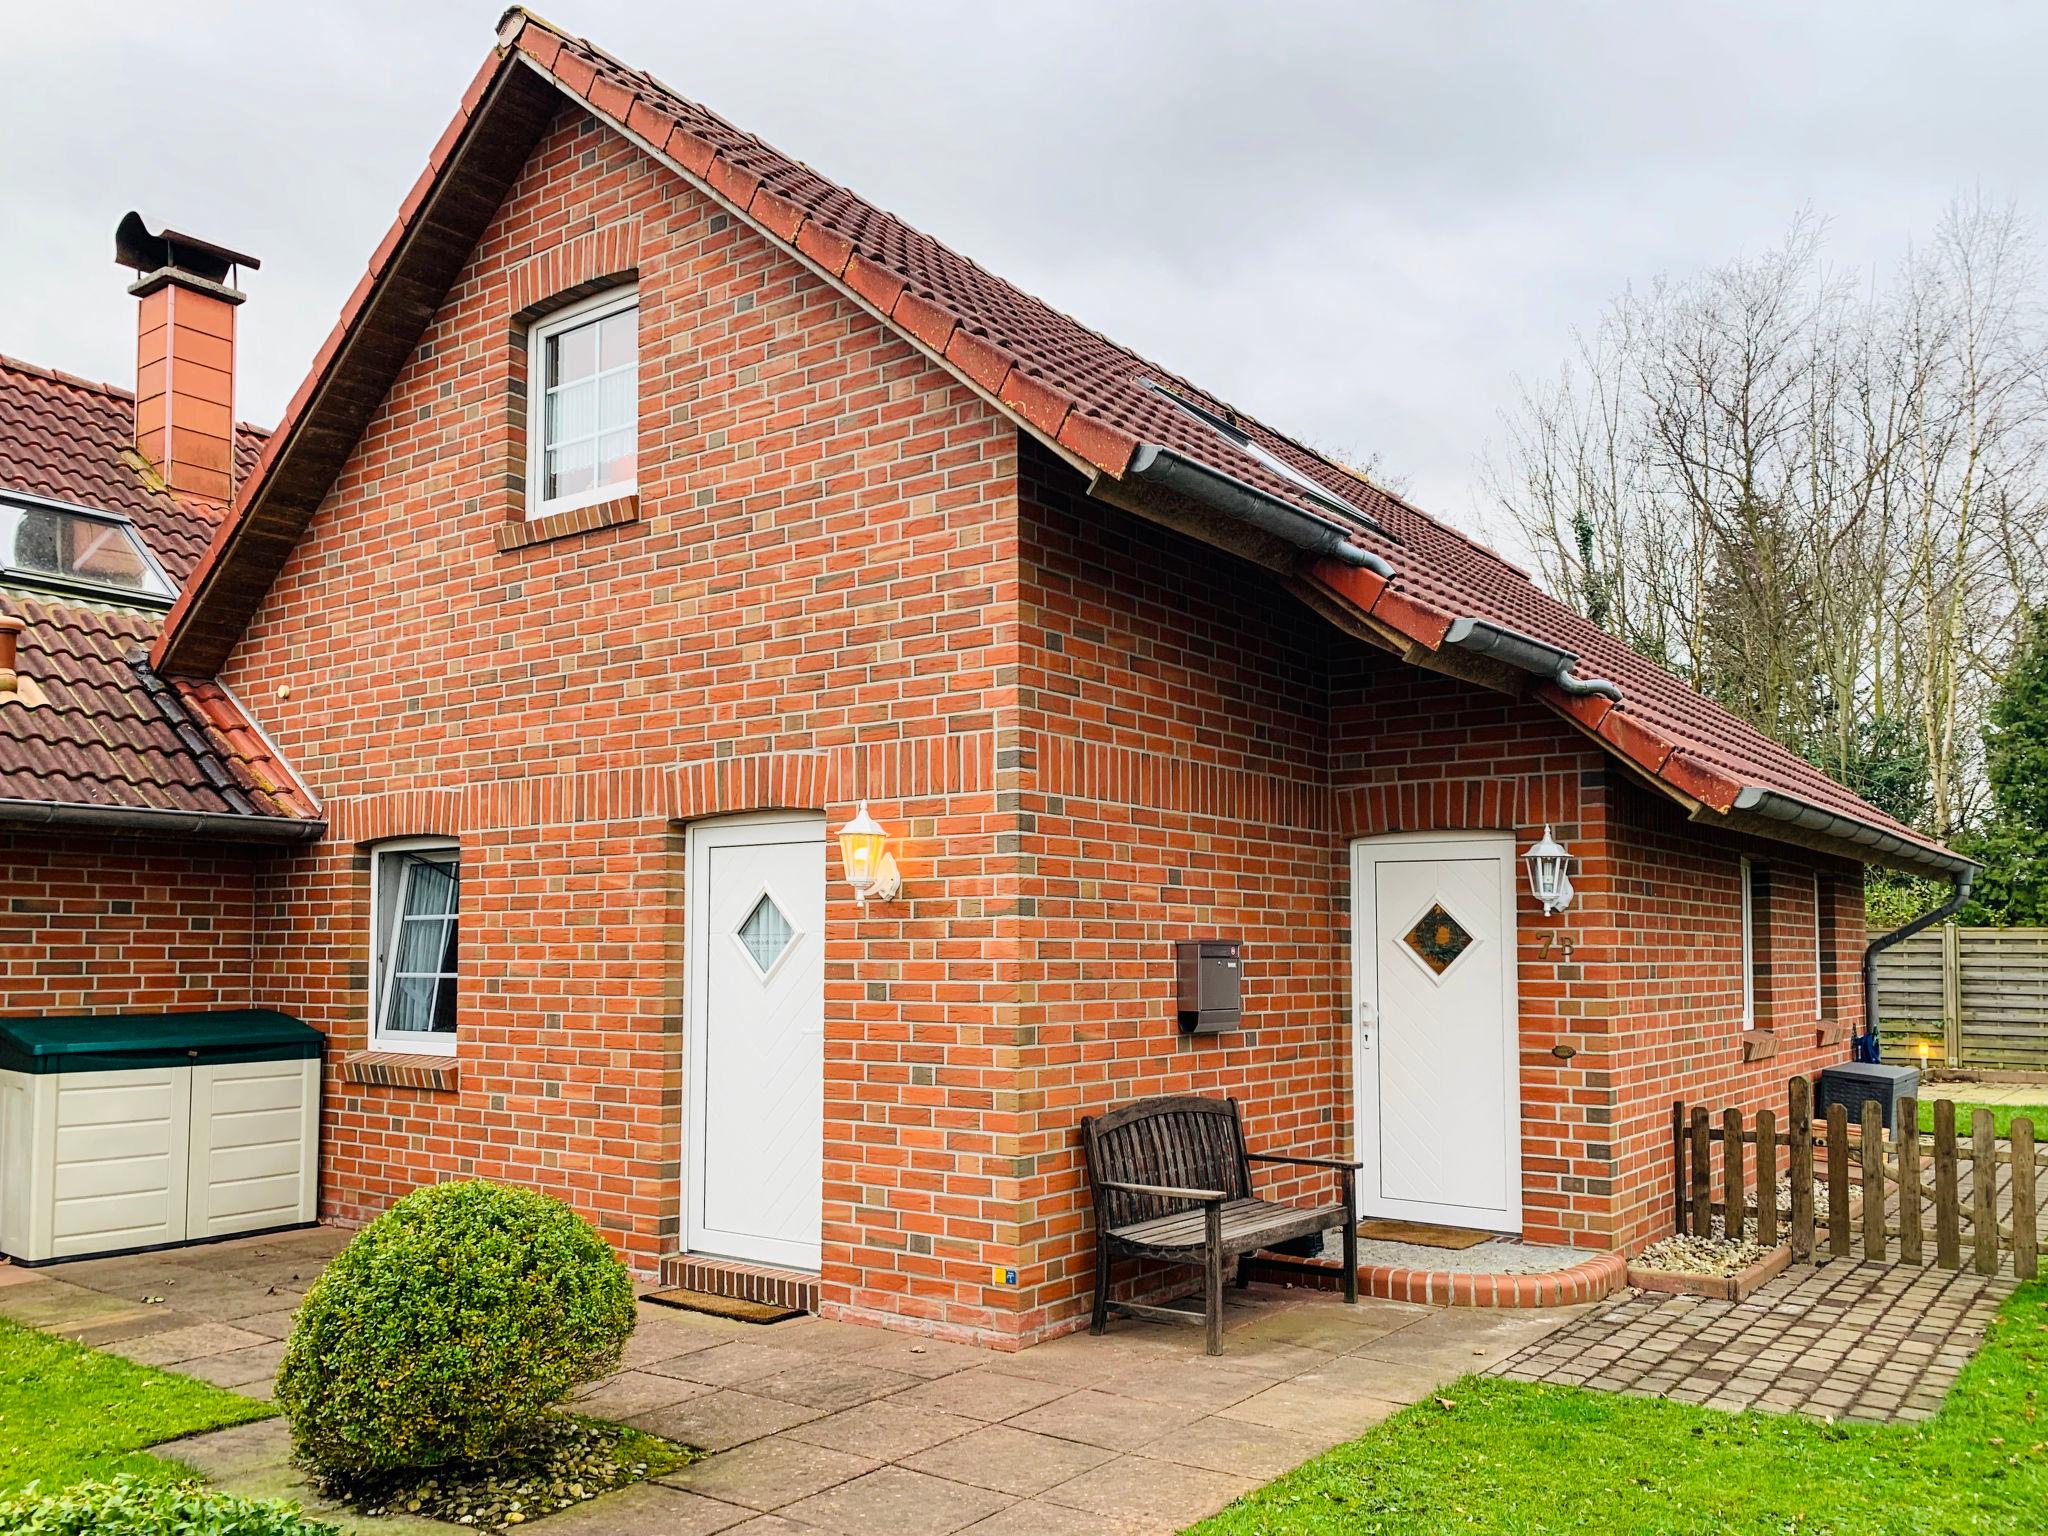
115,212,260,503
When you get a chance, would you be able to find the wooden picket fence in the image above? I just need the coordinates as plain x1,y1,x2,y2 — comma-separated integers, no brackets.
1671,1077,2044,1279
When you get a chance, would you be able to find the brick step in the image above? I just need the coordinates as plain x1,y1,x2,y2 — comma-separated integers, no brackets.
657,1252,819,1313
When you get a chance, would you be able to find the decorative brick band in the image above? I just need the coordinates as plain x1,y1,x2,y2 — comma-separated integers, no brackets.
659,1252,818,1313
1252,1248,1627,1308
322,736,998,842
508,224,640,318
340,1051,459,1092
1030,734,1326,831
494,494,639,551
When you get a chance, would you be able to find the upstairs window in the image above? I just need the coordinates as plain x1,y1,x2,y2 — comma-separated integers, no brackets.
0,492,173,603
527,287,638,518
371,839,460,1053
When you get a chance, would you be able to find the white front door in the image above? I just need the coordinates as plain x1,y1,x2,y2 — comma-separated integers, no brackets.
1352,833,1521,1231
686,814,826,1270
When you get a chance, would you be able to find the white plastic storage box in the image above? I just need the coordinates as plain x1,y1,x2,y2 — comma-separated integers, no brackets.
0,1009,322,1264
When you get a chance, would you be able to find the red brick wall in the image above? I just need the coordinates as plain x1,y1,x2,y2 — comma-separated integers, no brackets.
0,831,258,1014
217,105,1024,1333
1013,446,1344,1337
162,100,1869,1345
1601,779,1861,1249
1327,650,1620,1250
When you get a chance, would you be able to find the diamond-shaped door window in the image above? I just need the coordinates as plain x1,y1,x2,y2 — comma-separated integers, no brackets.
1403,902,1474,975
737,893,795,975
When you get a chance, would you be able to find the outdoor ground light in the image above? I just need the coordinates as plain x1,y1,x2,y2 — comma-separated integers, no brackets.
837,801,902,904
1524,824,1575,914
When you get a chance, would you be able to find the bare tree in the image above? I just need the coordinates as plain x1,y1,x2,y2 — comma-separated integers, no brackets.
1485,199,2048,838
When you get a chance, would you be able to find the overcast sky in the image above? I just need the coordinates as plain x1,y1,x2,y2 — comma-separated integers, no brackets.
11,2,2048,545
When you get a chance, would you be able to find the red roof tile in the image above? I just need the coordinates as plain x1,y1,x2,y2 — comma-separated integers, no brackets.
0,353,266,584
0,357,313,831
0,591,315,822
151,8,1960,872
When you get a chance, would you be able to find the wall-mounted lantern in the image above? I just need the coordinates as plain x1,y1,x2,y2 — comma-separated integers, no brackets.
837,801,902,904
1524,824,1575,915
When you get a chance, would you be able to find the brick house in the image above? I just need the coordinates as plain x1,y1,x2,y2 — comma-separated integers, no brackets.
1,11,1968,1345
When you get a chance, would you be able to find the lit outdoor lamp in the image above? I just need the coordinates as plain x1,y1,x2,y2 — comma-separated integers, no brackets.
837,801,902,904
1524,824,1575,915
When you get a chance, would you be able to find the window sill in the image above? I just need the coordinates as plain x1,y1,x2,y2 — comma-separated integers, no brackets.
1815,1020,1849,1046
495,493,639,551
1741,1029,1779,1062
342,1050,459,1092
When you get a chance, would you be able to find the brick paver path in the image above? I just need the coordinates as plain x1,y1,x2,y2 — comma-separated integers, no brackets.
0,1228,1590,1535
1492,1256,2014,1422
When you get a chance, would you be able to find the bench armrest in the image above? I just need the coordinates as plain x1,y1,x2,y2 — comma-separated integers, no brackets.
1098,1178,1227,1204
1247,1152,1364,1171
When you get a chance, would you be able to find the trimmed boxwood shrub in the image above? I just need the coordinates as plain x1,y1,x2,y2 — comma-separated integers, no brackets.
0,1477,335,1535
276,1180,635,1479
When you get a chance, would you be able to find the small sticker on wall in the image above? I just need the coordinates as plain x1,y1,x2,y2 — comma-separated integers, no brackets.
990,1265,1018,1286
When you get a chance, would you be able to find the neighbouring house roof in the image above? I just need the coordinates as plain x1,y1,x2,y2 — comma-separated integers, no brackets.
149,7,1967,877
0,353,264,584
0,356,321,838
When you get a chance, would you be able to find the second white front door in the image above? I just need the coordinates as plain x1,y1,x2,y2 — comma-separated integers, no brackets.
1352,833,1521,1231
686,814,825,1271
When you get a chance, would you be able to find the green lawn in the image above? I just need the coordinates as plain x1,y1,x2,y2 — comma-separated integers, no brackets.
1917,1097,2048,1138
0,1315,274,1496
1189,1281,2048,1535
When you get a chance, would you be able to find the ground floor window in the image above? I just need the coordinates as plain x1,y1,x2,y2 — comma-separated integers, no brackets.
371,838,459,1052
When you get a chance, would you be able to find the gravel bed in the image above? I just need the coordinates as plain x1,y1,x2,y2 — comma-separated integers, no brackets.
1352,1236,1591,1274
1634,1233,1771,1277
320,1416,691,1531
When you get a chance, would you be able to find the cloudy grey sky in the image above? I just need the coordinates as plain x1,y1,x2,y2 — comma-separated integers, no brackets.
10,2,2048,541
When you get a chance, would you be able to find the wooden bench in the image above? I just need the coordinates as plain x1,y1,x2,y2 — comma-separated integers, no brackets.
1081,1094,1359,1354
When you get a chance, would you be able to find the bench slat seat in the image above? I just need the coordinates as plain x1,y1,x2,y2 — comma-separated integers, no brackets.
1109,1197,1343,1257
1080,1093,1360,1354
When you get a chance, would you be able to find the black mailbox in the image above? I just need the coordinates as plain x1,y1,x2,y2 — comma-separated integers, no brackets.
1177,940,1242,1035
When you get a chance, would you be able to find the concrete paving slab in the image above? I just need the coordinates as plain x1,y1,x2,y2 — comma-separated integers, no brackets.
661,1433,879,1509
780,1465,1011,1536
900,1423,1116,1496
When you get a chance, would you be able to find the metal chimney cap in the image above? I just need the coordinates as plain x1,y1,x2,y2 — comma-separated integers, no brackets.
114,211,261,285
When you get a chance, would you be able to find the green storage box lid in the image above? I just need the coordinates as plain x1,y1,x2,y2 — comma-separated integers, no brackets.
0,1009,324,1075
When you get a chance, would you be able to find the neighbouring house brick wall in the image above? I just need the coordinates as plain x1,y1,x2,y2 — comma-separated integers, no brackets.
217,105,1028,1335
0,831,259,1014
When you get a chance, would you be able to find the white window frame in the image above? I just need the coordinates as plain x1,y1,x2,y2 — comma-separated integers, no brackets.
524,285,639,520
369,837,460,1056
1739,856,1757,1031
1813,871,1826,1021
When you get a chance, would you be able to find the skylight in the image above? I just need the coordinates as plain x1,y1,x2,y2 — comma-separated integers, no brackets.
1141,380,1372,524
0,492,174,604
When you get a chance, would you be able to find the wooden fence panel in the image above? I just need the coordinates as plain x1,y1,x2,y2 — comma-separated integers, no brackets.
1861,1101,1886,1261
1756,1109,1778,1248
1668,1086,2048,1278
1933,1098,1961,1269
1874,924,2048,1069
1725,1108,1746,1242
2015,1117,2039,1282
1973,1109,1999,1275
1899,1098,1923,1265
1789,1077,1814,1260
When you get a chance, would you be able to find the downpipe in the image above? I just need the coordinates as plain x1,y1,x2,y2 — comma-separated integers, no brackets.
1860,869,1975,1063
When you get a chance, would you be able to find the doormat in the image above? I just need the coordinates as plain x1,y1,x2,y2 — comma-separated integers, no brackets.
642,1286,805,1324
1356,1218,1492,1250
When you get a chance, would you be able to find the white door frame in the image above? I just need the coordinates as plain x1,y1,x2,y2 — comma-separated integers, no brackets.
1350,830,1522,1231
684,810,826,1271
